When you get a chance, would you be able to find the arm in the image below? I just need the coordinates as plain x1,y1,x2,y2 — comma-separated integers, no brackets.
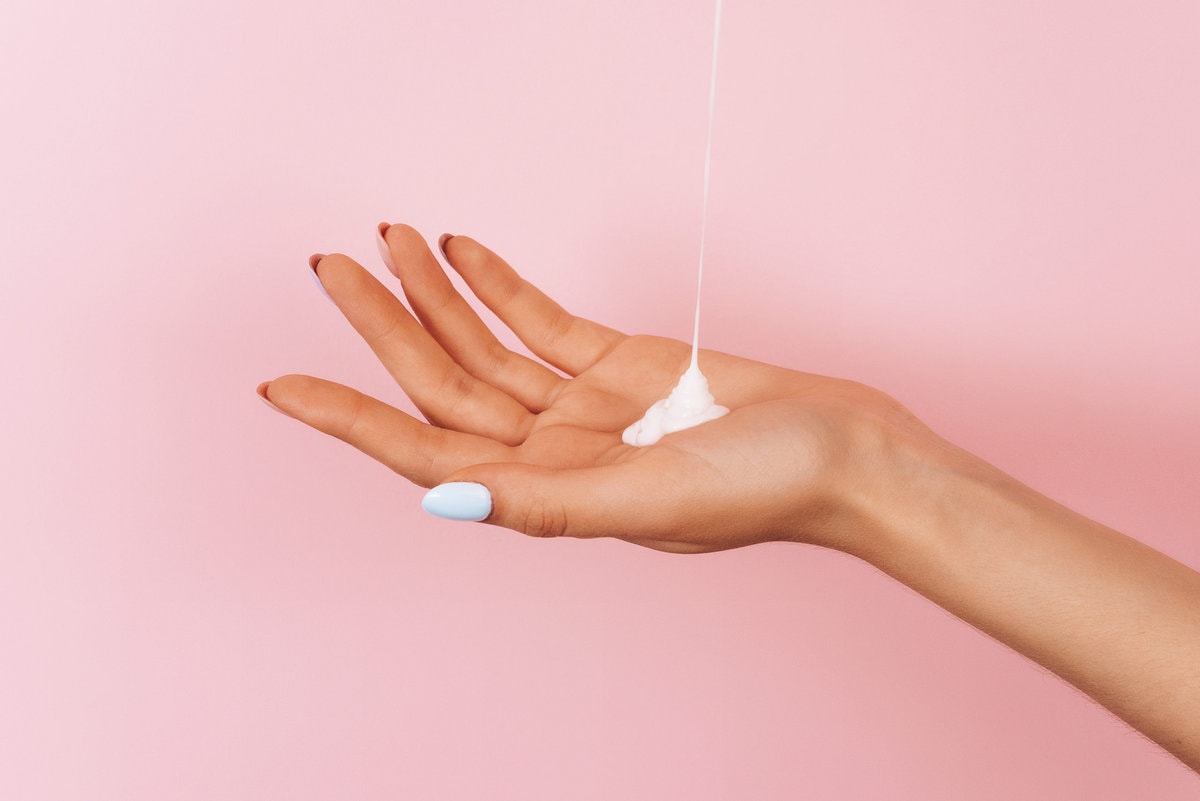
259,222,1200,770
846,428,1200,771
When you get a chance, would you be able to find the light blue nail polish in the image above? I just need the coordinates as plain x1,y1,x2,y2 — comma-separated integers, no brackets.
422,482,492,522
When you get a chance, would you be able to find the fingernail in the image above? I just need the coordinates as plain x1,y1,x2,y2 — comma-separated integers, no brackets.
422,482,491,522
437,233,454,260
376,222,397,275
308,253,332,301
256,382,288,417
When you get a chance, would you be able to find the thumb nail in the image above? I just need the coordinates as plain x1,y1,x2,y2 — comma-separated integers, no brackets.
422,482,492,522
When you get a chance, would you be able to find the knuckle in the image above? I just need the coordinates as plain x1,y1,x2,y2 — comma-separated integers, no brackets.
339,391,371,440
540,308,576,351
520,497,569,539
482,340,512,379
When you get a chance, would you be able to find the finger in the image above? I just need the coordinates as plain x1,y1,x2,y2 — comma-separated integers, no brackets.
312,253,534,445
422,457,693,542
260,375,514,487
377,223,564,413
439,235,625,376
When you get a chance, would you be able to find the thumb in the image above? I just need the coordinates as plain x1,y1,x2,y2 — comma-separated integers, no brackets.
420,461,677,541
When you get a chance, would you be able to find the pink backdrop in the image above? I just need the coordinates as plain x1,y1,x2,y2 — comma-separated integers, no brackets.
2,1,1198,798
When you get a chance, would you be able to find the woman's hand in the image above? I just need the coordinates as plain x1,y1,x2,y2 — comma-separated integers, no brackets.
259,223,943,555
260,222,1200,770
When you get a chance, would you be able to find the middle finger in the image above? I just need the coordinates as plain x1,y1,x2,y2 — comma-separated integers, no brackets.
378,223,565,412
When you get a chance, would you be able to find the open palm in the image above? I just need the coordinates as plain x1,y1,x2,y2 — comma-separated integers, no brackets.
262,224,916,553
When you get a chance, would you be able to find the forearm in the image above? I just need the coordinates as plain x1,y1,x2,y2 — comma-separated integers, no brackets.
852,438,1200,771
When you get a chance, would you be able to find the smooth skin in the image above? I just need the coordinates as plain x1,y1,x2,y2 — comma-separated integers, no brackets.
260,223,1200,772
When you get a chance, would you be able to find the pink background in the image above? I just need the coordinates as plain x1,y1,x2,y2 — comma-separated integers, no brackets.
2,0,1198,798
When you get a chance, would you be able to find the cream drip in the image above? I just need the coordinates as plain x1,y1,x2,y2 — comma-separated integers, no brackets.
622,363,728,446
622,0,728,448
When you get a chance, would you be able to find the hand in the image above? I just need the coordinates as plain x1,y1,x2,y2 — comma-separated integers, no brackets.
260,224,1200,769
260,223,944,555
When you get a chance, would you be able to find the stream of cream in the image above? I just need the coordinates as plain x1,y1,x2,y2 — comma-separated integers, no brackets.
622,0,729,447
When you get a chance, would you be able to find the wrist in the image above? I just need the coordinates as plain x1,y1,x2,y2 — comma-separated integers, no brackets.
827,412,1022,570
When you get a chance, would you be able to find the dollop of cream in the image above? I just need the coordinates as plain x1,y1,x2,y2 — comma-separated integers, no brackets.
622,363,729,446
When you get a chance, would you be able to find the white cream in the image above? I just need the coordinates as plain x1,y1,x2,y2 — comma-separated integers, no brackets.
623,0,728,448
622,361,728,446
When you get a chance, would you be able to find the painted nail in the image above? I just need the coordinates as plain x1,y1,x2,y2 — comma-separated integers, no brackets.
421,482,492,522
256,382,288,417
376,222,397,275
437,233,454,260
308,253,332,301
